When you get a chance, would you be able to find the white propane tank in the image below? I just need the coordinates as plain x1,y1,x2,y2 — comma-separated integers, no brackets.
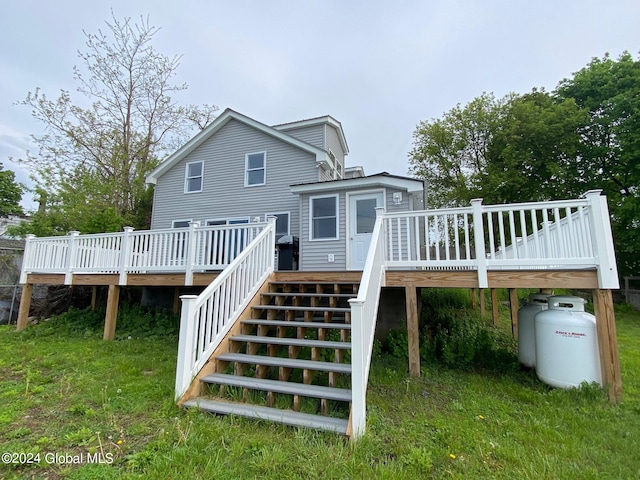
517,293,550,368
534,295,602,389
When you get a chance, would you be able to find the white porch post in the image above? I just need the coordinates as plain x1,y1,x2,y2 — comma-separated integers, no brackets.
471,199,488,288
64,231,80,285
176,294,198,401
19,234,35,284
119,227,134,286
185,221,200,286
349,298,366,439
584,190,619,289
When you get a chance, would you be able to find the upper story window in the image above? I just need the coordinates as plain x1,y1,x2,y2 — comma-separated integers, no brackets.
310,194,338,241
245,152,266,186
184,161,203,193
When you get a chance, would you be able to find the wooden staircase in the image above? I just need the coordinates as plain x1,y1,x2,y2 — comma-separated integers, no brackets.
183,279,359,434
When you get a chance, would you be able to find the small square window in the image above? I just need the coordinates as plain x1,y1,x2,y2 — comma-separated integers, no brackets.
185,161,203,193
245,152,266,186
310,195,338,240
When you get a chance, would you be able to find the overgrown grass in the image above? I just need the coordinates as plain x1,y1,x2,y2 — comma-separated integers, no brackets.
1,299,639,479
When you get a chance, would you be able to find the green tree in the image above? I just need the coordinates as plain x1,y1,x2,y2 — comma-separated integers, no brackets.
408,93,508,207
556,52,640,276
0,163,24,217
409,52,640,277
484,90,587,203
16,13,217,234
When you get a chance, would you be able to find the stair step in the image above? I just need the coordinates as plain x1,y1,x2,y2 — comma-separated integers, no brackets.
242,319,351,330
230,335,350,349
270,281,358,286
217,353,352,374
263,292,356,299
201,373,352,401
253,305,350,313
183,398,349,434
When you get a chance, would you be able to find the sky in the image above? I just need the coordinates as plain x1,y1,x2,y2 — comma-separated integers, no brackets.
1,0,639,211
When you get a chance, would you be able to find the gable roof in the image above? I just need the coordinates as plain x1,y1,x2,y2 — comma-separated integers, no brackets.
146,108,333,185
290,172,425,194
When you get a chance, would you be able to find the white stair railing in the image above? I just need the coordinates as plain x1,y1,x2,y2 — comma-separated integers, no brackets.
175,217,276,401
349,207,386,439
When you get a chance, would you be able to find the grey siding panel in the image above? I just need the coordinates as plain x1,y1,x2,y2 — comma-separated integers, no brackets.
298,191,347,271
277,125,325,150
151,119,319,241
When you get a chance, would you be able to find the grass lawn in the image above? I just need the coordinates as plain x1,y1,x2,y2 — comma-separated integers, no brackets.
1,301,639,479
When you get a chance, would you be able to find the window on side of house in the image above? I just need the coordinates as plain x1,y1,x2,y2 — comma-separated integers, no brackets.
265,212,290,240
245,152,266,186
184,161,203,193
172,219,192,228
310,195,338,240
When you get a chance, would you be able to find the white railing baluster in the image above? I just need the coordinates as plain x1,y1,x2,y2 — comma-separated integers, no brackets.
508,210,517,260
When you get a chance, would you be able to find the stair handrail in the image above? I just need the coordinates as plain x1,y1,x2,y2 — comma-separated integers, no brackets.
349,207,386,439
175,217,276,401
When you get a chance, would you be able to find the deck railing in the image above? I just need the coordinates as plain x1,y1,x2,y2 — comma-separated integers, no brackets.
175,218,276,400
349,207,386,439
383,190,619,289
20,222,270,286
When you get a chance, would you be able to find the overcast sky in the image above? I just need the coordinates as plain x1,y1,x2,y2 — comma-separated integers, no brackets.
1,0,639,210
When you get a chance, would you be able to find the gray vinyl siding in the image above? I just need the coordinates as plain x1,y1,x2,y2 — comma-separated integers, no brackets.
298,191,347,271
151,119,318,239
277,125,324,150
297,185,416,271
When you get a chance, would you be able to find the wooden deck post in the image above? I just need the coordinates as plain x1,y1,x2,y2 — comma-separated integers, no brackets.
173,288,181,314
16,283,33,331
91,286,98,311
592,289,622,404
471,288,477,309
103,285,120,341
405,286,420,377
479,288,486,318
509,288,519,338
491,289,499,326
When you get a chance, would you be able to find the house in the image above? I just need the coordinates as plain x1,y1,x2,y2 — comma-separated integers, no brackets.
15,109,623,439
145,108,425,271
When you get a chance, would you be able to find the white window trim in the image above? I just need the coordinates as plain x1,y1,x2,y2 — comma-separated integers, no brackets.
309,194,339,242
184,161,204,194
205,217,250,226
245,151,267,187
172,219,193,228
265,211,291,237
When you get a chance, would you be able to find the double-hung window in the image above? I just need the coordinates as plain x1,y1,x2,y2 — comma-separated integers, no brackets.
310,195,338,240
245,152,266,186
184,161,203,193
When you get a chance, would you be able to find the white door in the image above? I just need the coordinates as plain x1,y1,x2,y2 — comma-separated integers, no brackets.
349,192,384,270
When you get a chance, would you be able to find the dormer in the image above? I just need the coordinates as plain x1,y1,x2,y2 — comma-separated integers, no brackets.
273,116,348,181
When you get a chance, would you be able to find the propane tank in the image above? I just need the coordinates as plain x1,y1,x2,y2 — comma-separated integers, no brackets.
534,296,602,389
517,293,550,368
